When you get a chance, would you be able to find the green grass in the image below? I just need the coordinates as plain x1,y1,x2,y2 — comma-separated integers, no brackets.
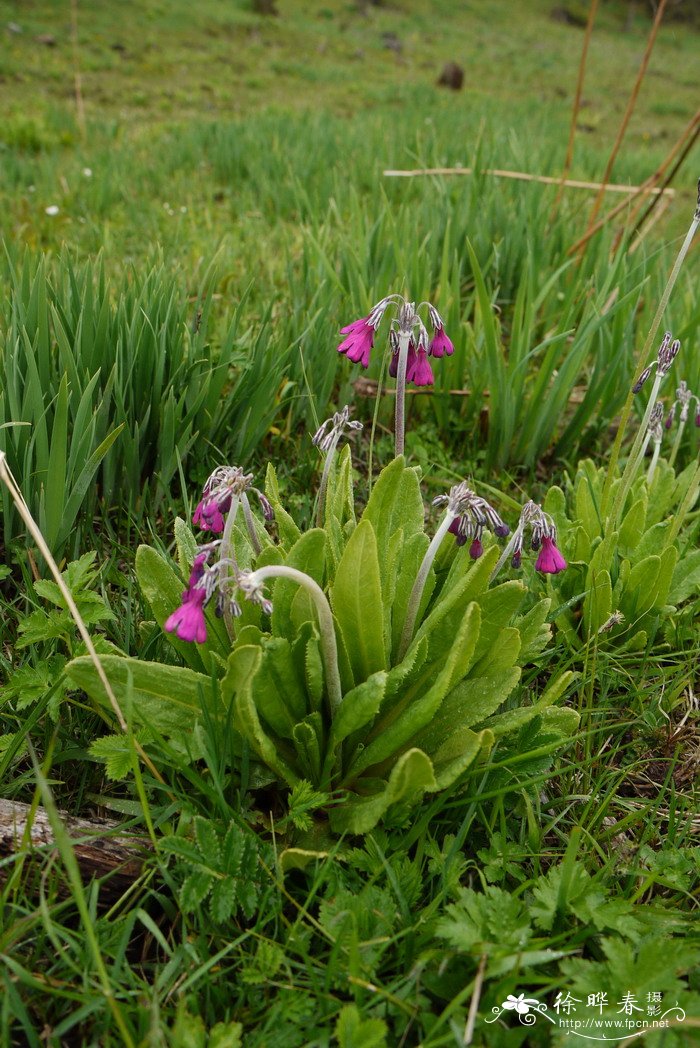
1,0,699,1044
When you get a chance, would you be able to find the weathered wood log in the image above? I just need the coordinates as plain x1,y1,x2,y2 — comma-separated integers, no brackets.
0,799,149,892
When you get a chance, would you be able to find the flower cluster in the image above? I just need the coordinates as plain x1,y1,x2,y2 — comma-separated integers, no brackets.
665,381,700,429
509,501,567,574
338,295,454,388
434,481,509,560
312,405,363,452
193,466,273,534
164,546,273,645
632,331,681,393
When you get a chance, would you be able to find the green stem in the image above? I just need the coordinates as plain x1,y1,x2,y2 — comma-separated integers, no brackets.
397,510,456,661
490,530,518,584
610,371,662,527
250,565,343,715
368,348,389,496
669,417,686,468
241,492,262,555
394,331,411,457
602,213,699,522
646,441,661,485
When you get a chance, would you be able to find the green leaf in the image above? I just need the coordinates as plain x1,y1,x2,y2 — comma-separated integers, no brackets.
180,871,214,911
174,517,198,578
210,875,238,924
347,602,481,779
483,670,577,738
618,495,647,552
88,734,136,780
668,548,700,603
583,568,612,636
292,714,323,783
428,727,492,790
516,599,552,660
254,638,308,737
194,817,222,867
271,529,326,639
66,654,211,737
264,462,301,548
331,748,437,834
331,518,386,685
335,1004,388,1048
225,645,299,787
330,671,387,749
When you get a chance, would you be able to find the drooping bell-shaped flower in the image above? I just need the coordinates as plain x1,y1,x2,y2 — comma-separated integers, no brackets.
407,343,434,387
535,535,567,574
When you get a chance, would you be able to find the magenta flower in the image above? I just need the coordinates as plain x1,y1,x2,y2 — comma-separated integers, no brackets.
337,316,375,368
448,516,467,546
389,340,416,379
535,536,567,574
193,492,232,533
165,587,208,644
429,325,454,358
407,345,434,387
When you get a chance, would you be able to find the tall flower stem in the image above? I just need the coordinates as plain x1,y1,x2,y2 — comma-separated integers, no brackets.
646,441,661,485
603,204,700,524
394,331,411,457
316,432,342,528
220,494,241,640
248,565,343,714
397,511,456,661
241,492,262,555
669,419,686,468
609,370,663,525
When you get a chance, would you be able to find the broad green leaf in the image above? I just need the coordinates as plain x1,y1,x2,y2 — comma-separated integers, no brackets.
429,726,493,790
410,547,497,664
347,603,481,780
390,530,430,660
483,670,576,737
66,655,211,737
253,638,308,738
330,671,387,748
583,568,612,636
668,549,700,603
618,496,647,552
418,667,522,747
331,748,437,834
226,646,299,787
174,517,198,578
361,456,424,582
293,714,323,783
271,529,326,639
331,518,386,685
516,599,552,660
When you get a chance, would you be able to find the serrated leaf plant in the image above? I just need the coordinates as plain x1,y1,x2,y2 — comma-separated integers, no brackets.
66,413,579,835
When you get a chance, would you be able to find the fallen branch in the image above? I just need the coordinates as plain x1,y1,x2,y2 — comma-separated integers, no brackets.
382,166,675,197
0,798,148,891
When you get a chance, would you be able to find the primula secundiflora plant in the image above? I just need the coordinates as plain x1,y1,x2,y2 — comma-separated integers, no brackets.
66,437,578,836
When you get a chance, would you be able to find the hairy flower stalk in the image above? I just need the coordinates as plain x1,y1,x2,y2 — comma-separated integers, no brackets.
312,406,363,527
667,381,700,468
236,567,343,715
337,295,453,456
604,182,700,522
646,402,665,485
398,482,509,660
491,500,567,582
615,332,681,513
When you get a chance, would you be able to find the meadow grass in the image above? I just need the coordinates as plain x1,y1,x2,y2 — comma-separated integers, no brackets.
1,1,699,1044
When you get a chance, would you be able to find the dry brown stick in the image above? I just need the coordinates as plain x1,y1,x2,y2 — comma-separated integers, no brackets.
622,109,700,248
552,0,600,214
383,166,674,196
70,0,86,138
569,108,700,256
628,193,672,253
580,0,668,244
0,798,148,891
